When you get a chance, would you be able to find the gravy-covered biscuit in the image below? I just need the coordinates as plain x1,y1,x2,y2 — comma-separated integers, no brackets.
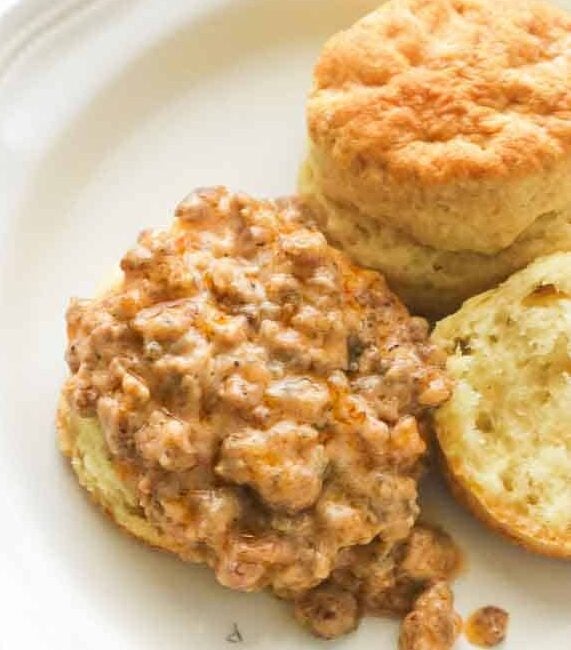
58,187,457,638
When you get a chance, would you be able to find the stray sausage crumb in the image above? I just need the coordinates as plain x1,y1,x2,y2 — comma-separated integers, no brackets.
398,580,462,650
294,585,359,639
465,606,509,647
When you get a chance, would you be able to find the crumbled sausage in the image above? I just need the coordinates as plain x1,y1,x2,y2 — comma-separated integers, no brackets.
399,581,462,650
218,374,264,412
399,525,461,582
331,524,461,620
280,228,328,272
134,410,197,471
215,534,294,592
264,376,330,422
294,585,359,639
216,421,327,512
465,606,509,647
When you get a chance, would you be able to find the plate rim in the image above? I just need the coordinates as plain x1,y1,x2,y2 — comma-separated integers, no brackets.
0,0,106,78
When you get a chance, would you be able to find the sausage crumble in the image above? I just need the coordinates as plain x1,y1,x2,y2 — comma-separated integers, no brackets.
399,580,462,650
63,187,455,639
465,606,509,647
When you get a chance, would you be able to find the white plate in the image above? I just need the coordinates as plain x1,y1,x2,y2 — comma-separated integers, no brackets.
1,1,570,648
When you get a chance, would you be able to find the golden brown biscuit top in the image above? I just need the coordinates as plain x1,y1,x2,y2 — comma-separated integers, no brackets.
308,0,571,183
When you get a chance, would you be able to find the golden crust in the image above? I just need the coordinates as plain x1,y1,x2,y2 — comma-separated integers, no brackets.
307,0,571,254
439,451,571,558
310,0,571,184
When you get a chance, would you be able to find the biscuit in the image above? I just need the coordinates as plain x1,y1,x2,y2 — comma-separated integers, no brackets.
307,0,571,254
302,0,571,316
432,252,571,557
300,158,571,317
58,187,453,637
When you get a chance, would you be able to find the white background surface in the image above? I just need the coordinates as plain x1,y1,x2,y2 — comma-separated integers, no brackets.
0,1,570,648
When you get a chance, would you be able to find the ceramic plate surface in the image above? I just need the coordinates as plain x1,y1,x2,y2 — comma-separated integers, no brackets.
1,1,571,648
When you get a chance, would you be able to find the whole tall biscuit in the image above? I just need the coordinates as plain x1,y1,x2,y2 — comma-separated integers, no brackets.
306,0,571,258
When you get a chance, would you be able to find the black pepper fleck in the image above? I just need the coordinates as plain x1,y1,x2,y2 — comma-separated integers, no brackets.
226,623,243,644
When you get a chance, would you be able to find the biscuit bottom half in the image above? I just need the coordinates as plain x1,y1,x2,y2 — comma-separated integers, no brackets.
57,398,192,559
300,157,571,319
432,252,571,558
